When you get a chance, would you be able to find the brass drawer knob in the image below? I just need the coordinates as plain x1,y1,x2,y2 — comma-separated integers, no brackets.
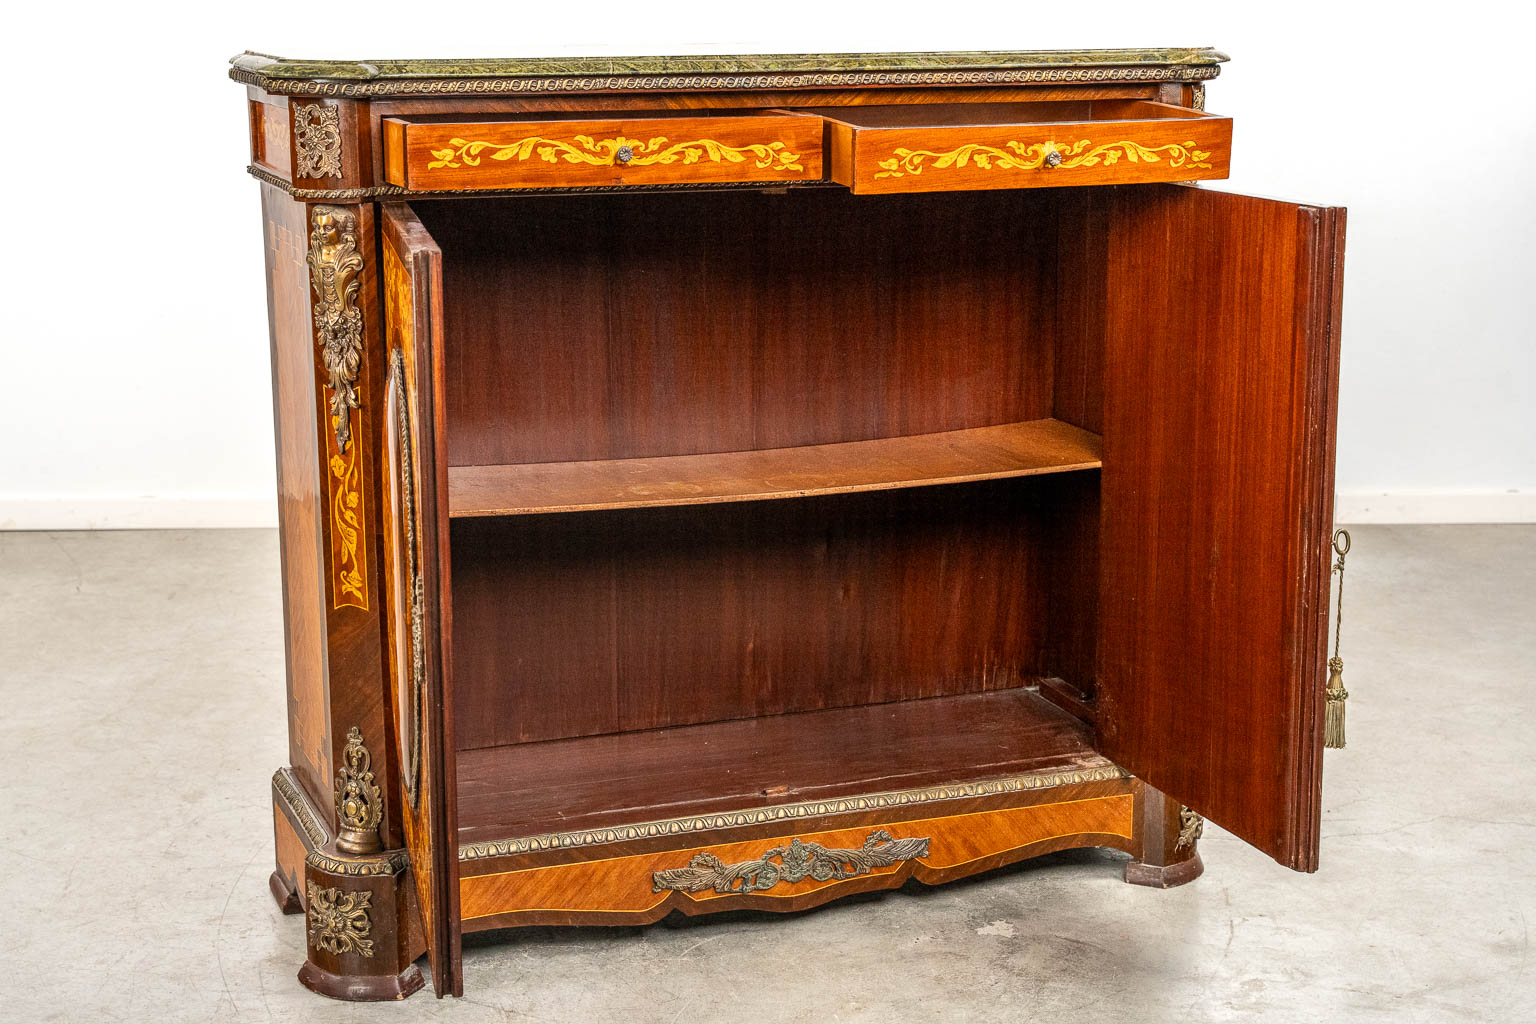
1042,148,1062,168
615,145,634,164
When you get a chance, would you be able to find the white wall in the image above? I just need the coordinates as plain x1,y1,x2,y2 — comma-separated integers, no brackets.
2,0,1530,528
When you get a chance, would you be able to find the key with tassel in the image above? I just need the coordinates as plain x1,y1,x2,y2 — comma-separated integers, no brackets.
1325,529,1350,749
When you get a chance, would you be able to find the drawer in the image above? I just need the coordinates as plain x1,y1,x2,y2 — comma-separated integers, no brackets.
814,100,1231,194
383,112,823,191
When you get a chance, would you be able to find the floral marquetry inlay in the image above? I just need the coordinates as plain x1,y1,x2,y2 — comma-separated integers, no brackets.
426,134,805,172
874,138,1213,179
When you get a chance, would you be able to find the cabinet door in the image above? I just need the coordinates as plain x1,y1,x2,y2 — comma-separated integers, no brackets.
1095,185,1345,871
380,203,461,994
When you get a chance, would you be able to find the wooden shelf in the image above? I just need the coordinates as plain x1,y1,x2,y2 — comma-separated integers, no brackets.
448,418,1101,517
455,688,1102,845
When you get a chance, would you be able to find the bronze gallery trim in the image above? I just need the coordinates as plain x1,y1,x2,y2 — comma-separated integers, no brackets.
273,767,330,848
307,849,412,877
459,760,1129,861
230,47,1225,97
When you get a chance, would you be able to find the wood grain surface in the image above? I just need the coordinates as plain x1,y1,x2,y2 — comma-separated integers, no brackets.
1092,185,1344,872
449,476,1098,747
416,189,1060,467
448,418,1100,516
455,688,1097,842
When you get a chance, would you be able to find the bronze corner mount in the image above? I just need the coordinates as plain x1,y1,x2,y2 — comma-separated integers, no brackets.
653,829,932,894
334,726,383,854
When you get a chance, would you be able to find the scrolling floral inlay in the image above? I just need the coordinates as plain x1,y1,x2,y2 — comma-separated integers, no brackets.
1176,806,1204,850
293,103,343,178
306,882,375,957
307,205,368,609
334,727,383,854
652,829,931,894
874,138,1213,179
426,134,804,172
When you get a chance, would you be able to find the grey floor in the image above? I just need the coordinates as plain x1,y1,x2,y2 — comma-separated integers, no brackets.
2,526,1533,1023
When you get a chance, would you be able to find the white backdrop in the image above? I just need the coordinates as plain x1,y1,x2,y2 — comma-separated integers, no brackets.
2,0,1531,528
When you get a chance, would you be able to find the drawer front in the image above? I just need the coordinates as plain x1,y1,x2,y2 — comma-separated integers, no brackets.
384,114,823,191
832,113,1232,194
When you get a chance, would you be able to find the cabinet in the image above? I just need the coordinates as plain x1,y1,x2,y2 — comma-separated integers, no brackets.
234,46,1344,1001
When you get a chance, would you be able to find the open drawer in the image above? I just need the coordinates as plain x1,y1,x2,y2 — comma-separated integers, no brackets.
383,111,824,191
810,100,1231,194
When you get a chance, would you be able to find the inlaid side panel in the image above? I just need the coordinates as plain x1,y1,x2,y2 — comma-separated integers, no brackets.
459,793,1135,927
260,182,331,804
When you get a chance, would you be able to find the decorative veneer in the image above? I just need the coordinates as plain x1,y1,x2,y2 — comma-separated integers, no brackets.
234,45,1343,1002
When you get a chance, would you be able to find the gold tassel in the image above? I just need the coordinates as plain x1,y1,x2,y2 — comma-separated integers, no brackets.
1325,530,1350,750
1324,656,1348,749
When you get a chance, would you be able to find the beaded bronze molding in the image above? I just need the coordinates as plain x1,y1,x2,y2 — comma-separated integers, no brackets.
306,848,412,877
653,829,931,894
459,760,1129,861
272,767,330,848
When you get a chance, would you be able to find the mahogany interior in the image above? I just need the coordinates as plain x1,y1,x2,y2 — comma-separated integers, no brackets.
455,688,1100,843
416,188,1105,758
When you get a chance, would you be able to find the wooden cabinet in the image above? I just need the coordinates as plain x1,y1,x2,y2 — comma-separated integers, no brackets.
234,46,1344,1001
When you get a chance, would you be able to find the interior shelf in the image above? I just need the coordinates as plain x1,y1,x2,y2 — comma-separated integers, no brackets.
448,418,1101,517
455,688,1101,844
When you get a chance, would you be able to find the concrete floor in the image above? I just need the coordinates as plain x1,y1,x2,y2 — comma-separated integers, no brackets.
2,526,1533,1022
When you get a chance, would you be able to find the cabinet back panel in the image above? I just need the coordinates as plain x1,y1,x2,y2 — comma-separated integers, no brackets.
417,190,1058,466
449,476,1094,749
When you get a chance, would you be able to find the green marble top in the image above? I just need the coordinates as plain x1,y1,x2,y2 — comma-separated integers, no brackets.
230,47,1227,95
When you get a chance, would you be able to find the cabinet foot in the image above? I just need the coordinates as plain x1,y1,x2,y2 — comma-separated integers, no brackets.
298,961,424,1001
1124,783,1203,888
1124,851,1203,888
269,869,303,914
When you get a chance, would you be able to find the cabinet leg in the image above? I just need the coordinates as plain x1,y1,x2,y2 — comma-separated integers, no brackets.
273,768,427,1000
269,869,303,915
298,854,425,1000
1124,783,1204,888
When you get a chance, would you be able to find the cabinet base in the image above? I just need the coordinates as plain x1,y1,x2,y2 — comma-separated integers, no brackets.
1124,851,1204,888
298,961,425,1001
269,869,303,915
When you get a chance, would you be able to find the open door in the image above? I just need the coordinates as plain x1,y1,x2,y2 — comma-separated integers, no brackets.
380,203,461,994
1094,185,1345,871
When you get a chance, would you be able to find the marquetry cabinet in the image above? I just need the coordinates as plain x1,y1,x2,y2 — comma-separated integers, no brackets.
233,47,1345,1000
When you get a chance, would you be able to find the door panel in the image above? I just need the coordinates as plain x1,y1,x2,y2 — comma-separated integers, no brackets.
1094,185,1345,871
380,203,461,994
